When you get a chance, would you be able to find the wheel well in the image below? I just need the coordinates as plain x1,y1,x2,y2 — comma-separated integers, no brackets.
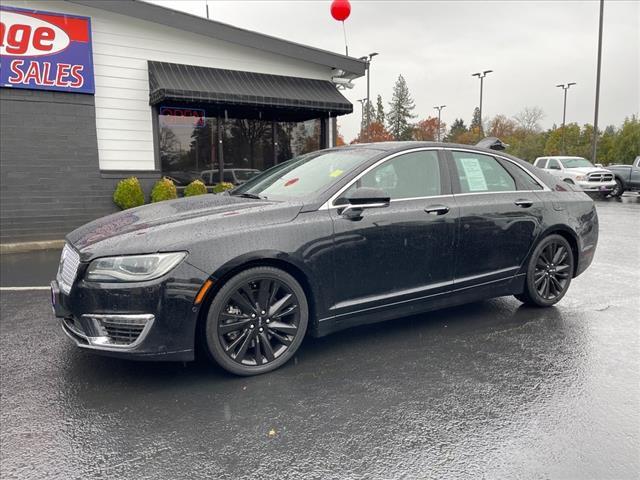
545,229,580,277
194,259,317,352
563,178,574,184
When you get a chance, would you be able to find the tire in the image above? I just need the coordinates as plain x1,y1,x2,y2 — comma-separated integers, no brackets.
610,178,624,197
515,234,574,307
204,266,308,376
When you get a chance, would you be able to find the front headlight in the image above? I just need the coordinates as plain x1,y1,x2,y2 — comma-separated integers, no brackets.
85,252,187,282
575,175,587,181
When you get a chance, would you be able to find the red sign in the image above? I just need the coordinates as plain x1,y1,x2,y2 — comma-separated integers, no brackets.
0,6,94,94
160,107,206,128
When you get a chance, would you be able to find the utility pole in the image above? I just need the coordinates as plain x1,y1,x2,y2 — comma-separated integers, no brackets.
434,105,446,142
472,70,492,132
591,0,605,162
556,83,576,154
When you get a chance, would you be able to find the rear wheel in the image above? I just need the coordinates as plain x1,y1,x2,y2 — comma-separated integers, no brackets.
515,234,574,307
610,178,624,197
205,266,308,376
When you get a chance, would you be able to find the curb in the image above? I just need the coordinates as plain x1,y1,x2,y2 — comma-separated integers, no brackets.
0,240,65,255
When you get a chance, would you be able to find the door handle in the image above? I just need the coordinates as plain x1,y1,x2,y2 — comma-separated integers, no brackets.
424,205,450,215
514,199,533,208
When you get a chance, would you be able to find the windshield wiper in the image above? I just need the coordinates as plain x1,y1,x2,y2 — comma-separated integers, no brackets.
232,192,266,200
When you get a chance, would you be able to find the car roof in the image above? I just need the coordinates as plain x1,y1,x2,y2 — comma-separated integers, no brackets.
336,141,529,162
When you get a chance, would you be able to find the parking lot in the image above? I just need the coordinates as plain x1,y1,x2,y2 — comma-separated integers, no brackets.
1,195,639,480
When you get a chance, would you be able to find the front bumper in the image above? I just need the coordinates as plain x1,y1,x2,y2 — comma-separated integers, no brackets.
575,180,616,192
51,260,210,361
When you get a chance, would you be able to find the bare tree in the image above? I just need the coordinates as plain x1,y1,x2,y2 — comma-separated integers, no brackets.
513,107,545,133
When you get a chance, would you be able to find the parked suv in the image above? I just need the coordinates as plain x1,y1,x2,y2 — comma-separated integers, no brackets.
534,156,616,194
605,156,640,197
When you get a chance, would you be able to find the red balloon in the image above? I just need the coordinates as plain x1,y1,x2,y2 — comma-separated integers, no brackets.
330,0,351,21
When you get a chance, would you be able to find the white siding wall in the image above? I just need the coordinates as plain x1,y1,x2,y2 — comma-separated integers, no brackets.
5,1,334,171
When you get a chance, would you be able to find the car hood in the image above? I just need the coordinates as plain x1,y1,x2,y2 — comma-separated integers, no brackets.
67,194,303,259
565,167,612,175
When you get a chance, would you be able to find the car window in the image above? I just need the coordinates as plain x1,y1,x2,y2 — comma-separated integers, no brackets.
534,158,546,168
223,171,235,183
501,160,544,191
547,159,561,170
340,150,441,201
452,151,516,193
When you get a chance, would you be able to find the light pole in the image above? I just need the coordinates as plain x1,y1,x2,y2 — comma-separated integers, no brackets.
433,105,446,141
357,98,367,140
591,0,604,163
471,70,492,132
360,52,378,140
556,82,576,154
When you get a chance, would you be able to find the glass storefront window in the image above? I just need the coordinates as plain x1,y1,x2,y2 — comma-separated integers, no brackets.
158,107,323,186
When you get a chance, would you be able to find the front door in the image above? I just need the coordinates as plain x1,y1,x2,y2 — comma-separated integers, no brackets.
447,150,542,287
329,149,457,316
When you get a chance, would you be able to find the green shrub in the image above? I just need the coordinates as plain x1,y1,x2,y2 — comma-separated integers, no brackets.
151,177,178,202
184,179,208,197
212,182,235,193
113,177,145,210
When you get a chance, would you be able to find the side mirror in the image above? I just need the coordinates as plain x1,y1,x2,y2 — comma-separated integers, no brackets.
340,187,390,218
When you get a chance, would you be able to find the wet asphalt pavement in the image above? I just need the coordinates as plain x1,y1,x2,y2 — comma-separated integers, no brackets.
1,195,639,479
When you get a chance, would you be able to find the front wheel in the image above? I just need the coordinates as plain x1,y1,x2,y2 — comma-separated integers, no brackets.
205,266,308,376
515,234,574,307
610,179,624,197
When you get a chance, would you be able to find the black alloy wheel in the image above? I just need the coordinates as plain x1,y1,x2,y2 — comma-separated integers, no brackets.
515,234,574,307
205,267,308,376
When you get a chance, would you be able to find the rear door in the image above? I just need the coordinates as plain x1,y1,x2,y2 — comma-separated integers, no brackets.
446,149,544,288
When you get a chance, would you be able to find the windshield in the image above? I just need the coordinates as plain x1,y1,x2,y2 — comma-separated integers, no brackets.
560,157,594,168
231,149,379,201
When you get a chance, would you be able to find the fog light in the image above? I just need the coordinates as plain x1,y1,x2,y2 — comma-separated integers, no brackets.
80,314,154,348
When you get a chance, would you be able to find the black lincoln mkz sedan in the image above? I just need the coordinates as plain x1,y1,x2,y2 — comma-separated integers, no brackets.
52,142,598,375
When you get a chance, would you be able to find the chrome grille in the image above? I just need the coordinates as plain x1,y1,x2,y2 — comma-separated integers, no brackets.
588,173,614,182
57,244,80,294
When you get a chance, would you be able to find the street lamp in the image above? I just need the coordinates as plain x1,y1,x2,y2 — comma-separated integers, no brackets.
471,70,493,132
433,105,446,142
360,52,378,140
556,82,577,154
357,98,367,140
591,0,604,163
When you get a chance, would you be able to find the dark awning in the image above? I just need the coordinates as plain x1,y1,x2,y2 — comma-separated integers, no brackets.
148,61,353,116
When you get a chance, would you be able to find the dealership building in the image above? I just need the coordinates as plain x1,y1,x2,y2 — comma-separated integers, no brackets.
0,0,365,245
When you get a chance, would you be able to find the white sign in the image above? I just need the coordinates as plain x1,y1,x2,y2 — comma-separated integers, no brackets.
459,158,488,191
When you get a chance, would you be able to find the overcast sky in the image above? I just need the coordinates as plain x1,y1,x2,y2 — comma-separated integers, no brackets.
148,0,639,141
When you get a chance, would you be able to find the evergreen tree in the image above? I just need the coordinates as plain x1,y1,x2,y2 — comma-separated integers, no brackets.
375,94,385,124
360,100,375,135
386,75,416,140
470,107,482,133
445,118,468,143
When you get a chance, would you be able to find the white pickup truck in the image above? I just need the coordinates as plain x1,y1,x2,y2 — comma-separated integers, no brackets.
533,156,617,194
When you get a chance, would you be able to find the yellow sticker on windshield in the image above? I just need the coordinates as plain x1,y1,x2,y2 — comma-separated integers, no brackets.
330,169,344,178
